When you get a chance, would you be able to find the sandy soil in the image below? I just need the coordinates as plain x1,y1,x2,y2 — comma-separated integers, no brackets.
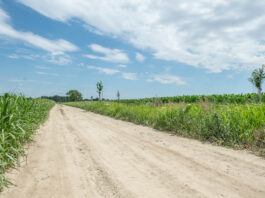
2,104,265,198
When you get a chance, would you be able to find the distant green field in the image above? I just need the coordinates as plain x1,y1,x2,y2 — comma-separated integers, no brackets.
0,94,55,191
113,93,265,104
66,101,265,156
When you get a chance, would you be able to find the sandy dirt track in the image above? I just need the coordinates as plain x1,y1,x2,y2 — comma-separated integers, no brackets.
2,104,265,198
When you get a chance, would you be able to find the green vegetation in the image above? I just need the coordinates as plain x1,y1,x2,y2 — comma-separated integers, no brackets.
248,64,265,102
41,95,70,103
0,93,54,191
66,90,83,102
66,101,265,156
113,93,265,105
97,81,103,101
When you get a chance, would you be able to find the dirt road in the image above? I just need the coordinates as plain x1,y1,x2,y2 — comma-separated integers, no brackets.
2,105,265,198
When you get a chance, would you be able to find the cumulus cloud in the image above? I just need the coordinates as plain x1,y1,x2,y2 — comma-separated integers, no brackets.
84,44,129,63
87,65,120,75
121,72,138,80
18,0,265,72
147,74,186,85
0,7,78,55
135,52,145,62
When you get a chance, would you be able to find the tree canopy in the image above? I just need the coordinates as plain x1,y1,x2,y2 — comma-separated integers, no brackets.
249,64,265,102
66,90,83,102
96,81,103,101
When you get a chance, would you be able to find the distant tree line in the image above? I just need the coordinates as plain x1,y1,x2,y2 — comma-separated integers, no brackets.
41,95,110,103
41,95,70,102
41,86,110,103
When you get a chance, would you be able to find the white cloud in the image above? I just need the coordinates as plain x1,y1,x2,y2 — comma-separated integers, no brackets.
87,65,138,80
8,53,40,60
35,65,50,70
8,79,34,83
87,65,120,75
117,64,127,68
84,44,129,63
147,74,186,85
48,54,72,65
8,54,19,59
0,7,78,55
18,0,265,72
36,71,59,76
122,72,138,80
135,52,145,62
226,74,234,79
8,78,53,84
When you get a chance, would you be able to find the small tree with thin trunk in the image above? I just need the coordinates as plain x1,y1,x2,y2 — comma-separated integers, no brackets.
248,64,265,102
117,90,120,102
96,81,103,101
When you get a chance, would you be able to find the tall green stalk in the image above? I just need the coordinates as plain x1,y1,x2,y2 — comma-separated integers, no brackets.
0,93,55,191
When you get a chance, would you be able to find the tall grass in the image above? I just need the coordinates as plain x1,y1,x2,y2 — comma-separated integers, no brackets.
66,101,265,156
0,93,55,191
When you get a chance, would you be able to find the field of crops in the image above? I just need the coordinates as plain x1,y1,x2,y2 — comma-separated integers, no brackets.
115,93,265,104
66,101,265,156
0,94,54,191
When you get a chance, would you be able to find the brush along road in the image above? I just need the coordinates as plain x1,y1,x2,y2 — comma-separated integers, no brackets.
2,105,265,198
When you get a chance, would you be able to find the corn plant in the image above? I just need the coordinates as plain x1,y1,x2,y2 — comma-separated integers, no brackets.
0,93,54,191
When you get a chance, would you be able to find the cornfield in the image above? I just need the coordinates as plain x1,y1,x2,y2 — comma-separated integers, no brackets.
0,93,54,191
114,93,265,104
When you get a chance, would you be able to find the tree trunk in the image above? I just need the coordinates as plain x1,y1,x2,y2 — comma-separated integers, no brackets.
258,87,262,103
99,92,101,102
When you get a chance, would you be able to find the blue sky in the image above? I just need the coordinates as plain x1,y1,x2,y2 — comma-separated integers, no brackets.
0,0,264,99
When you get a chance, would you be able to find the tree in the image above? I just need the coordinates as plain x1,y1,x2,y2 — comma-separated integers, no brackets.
117,90,120,102
96,81,103,101
248,64,265,102
66,90,83,102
